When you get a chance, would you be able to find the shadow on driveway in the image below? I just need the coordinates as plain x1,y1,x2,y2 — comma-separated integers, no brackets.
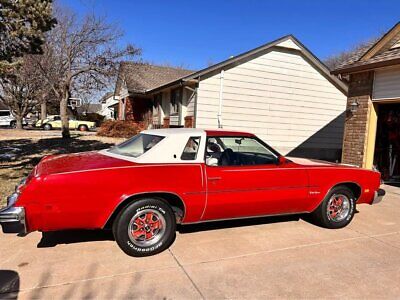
0,270,19,299
36,214,304,248
37,230,114,248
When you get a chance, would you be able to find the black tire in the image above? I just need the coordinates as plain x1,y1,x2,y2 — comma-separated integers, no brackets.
10,121,16,129
43,124,52,131
310,186,356,229
78,124,88,132
113,198,176,257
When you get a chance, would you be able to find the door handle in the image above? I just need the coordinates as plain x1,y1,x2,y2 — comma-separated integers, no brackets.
208,177,221,181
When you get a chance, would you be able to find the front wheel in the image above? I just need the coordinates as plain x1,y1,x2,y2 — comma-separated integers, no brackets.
113,198,176,257
310,186,356,229
43,124,52,131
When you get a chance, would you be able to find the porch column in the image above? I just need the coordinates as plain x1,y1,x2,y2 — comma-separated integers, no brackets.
127,97,136,121
342,71,374,167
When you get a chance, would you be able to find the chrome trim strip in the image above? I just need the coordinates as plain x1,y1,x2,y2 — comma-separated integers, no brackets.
51,163,203,176
182,211,309,225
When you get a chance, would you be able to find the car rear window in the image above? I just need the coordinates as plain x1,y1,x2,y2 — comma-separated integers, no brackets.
108,134,164,158
181,137,201,160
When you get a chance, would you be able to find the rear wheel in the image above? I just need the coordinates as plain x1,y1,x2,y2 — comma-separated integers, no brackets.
311,186,356,229
10,121,16,129
78,124,88,131
113,198,176,257
43,124,52,131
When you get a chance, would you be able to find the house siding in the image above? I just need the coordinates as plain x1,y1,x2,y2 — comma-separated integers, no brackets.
373,66,400,100
196,49,347,160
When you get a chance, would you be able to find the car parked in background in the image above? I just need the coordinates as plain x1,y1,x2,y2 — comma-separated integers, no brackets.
35,115,96,131
0,110,28,128
0,129,385,257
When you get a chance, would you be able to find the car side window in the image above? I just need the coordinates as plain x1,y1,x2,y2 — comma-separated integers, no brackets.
206,136,278,166
53,116,61,121
181,137,201,160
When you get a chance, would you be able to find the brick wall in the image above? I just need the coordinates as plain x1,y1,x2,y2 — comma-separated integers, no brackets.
184,116,194,128
341,71,374,167
124,97,134,121
163,117,170,128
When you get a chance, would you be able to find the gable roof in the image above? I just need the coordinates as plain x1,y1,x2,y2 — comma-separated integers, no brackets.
115,62,194,95
148,35,348,95
100,92,113,103
333,22,400,74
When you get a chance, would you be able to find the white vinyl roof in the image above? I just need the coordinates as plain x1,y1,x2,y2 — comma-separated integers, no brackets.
100,128,207,164
142,128,206,136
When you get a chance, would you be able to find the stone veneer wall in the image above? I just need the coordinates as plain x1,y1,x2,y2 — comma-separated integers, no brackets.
341,71,374,167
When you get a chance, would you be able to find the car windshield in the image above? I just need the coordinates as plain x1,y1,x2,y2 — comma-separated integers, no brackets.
108,134,164,158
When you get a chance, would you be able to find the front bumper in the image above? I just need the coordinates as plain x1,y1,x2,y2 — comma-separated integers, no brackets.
0,206,26,234
372,188,385,205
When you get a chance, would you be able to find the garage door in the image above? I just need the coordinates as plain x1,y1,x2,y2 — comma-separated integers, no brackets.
373,66,400,100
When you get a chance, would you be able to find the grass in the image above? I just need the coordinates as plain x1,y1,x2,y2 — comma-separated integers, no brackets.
0,129,123,207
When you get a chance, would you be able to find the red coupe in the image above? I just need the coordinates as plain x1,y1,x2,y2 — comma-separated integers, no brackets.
0,129,385,256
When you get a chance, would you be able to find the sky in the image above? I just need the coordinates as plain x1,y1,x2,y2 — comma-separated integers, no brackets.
60,0,400,71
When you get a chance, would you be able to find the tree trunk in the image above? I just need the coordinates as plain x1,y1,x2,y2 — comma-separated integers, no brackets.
41,101,47,121
60,91,70,139
15,115,23,130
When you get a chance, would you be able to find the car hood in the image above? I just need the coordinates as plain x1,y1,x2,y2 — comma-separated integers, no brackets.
35,151,135,176
287,157,357,168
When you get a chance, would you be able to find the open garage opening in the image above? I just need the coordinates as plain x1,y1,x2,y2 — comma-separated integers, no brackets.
374,102,400,182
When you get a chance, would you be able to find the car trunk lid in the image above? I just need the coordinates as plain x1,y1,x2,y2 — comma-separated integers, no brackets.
35,151,135,176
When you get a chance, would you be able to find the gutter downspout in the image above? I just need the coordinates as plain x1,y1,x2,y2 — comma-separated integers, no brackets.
193,85,198,128
218,70,224,128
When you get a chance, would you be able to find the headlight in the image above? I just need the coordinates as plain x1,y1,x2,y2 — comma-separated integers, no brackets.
7,192,19,207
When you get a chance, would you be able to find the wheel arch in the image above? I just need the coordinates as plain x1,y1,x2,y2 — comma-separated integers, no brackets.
103,192,186,230
310,181,362,213
331,182,362,200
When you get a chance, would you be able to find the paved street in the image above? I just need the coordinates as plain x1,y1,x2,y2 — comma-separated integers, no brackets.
1,185,400,299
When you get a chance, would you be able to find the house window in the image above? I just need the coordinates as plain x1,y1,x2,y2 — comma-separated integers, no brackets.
154,93,162,108
181,137,201,160
170,88,182,116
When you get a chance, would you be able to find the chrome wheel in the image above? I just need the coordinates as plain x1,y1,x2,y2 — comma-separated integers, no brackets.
128,209,166,247
327,194,350,222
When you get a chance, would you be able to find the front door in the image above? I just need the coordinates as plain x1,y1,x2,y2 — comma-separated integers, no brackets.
202,136,309,221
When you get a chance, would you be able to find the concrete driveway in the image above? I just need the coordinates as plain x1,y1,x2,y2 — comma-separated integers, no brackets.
1,185,400,299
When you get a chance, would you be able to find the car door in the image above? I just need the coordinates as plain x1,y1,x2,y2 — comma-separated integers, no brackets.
50,116,62,128
202,136,309,221
0,111,10,126
69,119,77,129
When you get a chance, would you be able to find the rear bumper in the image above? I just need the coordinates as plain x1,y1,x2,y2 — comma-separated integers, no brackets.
0,206,26,234
372,188,385,205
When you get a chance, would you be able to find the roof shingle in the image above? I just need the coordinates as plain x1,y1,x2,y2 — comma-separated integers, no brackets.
117,62,194,94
